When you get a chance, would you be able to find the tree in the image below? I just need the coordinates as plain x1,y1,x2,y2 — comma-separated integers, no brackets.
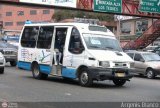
53,9,114,22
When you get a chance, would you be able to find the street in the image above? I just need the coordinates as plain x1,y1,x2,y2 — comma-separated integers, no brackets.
0,64,160,102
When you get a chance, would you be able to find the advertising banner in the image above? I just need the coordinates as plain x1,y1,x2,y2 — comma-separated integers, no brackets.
19,0,77,8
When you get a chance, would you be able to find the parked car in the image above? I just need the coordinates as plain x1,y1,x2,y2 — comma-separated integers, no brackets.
143,45,159,52
0,52,5,74
126,51,160,79
0,41,17,66
152,46,160,56
1,35,19,47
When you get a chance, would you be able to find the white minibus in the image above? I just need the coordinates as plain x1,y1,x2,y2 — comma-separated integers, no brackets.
18,23,134,86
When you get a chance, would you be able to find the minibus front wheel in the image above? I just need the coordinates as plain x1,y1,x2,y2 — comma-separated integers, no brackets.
10,61,17,66
31,63,48,80
79,68,93,87
112,79,126,86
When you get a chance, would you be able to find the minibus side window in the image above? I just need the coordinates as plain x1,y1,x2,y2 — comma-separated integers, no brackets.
68,28,84,54
37,26,54,49
21,26,39,48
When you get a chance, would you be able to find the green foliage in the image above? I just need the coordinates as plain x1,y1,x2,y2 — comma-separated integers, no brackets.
53,9,114,22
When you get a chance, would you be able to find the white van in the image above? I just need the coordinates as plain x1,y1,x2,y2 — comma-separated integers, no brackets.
18,23,134,86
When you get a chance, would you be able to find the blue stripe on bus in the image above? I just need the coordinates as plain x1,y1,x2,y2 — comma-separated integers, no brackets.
17,61,31,71
39,65,51,74
62,67,77,79
18,62,75,78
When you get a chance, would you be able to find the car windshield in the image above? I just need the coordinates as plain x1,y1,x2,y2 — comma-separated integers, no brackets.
83,33,122,51
0,42,16,48
154,47,160,51
142,53,160,61
6,36,19,42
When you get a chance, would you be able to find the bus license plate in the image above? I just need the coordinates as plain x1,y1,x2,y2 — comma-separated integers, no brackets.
116,73,125,77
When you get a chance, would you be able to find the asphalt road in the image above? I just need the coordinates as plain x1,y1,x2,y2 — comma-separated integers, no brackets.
0,64,160,102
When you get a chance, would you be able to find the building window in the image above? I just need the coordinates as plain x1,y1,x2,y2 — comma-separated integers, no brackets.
120,22,131,35
17,11,24,16
43,10,50,14
30,10,37,15
6,12,12,16
135,20,148,35
17,21,24,26
5,22,13,26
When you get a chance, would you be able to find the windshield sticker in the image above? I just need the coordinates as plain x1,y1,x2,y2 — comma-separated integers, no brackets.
91,39,101,45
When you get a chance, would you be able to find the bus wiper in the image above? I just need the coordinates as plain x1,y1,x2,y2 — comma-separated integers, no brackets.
148,60,157,61
104,47,114,50
105,46,113,49
89,45,101,48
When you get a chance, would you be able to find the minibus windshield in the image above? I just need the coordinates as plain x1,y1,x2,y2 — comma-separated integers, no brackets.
83,33,122,52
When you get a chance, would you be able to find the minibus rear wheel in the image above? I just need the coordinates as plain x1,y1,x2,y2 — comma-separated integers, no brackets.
32,63,48,80
112,79,126,86
79,68,93,87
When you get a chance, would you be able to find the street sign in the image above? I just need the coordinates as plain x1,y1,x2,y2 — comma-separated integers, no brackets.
139,0,160,13
93,0,122,13
19,0,77,8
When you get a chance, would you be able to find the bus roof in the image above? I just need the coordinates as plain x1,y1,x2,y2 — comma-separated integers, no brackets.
24,22,115,37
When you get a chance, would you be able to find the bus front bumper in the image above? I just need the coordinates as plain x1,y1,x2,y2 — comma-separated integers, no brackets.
88,67,134,81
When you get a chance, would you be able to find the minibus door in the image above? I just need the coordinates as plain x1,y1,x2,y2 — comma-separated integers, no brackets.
51,27,68,76
63,27,85,70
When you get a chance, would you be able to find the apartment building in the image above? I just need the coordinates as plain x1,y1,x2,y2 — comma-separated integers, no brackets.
0,4,54,33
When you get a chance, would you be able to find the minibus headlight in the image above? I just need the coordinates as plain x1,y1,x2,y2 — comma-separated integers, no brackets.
99,61,110,67
130,62,135,68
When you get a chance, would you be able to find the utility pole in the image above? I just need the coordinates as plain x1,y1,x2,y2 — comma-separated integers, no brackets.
115,15,122,42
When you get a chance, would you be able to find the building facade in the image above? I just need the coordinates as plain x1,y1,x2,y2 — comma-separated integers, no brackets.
116,18,156,47
0,4,54,34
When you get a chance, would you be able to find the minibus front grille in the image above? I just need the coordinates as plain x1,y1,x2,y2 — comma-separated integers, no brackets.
113,62,127,68
4,51,13,55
